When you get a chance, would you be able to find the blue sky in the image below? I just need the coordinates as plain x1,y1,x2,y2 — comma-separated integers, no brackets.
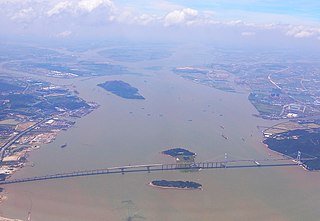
169,0,319,16
117,0,320,23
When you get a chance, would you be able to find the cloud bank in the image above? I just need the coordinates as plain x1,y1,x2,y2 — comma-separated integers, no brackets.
0,0,319,42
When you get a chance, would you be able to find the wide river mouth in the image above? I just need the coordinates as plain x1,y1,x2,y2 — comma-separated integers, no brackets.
1,47,320,221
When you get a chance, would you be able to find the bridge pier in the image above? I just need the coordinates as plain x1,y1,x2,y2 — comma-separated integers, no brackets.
296,151,302,165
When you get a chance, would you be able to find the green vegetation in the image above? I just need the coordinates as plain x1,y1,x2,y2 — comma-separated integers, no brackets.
6,61,133,78
98,80,145,100
173,67,237,93
0,77,90,120
0,80,24,93
162,148,196,157
264,128,320,170
151,180,202,189
249,93,283,118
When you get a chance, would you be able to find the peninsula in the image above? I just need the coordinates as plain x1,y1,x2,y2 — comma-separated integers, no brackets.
97,80,145,100
263,124,320,170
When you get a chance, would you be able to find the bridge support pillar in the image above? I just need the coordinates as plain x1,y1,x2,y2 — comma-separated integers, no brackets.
296,151,302,165
224,153,228,168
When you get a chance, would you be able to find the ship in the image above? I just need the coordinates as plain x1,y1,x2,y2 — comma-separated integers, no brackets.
222,134,228,140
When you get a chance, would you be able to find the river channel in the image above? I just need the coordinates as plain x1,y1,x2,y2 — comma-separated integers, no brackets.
1,46,320,221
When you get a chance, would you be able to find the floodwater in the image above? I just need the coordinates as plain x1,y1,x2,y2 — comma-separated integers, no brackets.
1,46,320,221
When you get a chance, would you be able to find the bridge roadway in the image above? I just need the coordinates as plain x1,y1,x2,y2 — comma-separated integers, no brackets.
0,156,312,185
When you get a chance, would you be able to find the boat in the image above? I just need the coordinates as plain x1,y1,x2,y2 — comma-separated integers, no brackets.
60,143,67,148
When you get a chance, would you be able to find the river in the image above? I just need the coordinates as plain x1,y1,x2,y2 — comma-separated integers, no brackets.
1,45,320,221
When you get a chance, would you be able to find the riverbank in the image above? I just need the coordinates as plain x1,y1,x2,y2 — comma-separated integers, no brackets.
263,127,320,170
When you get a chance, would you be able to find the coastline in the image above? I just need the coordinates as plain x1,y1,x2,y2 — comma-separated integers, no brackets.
263,142,310,171
0,108,97,220
0,99,99,219
262,122,320,171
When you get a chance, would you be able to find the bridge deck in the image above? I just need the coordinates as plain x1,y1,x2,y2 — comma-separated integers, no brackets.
0,156,315,185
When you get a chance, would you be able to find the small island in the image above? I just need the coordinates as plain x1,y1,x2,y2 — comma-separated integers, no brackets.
150,180,202,190
162,148,196,158
97,80,145,100
162,147,197,168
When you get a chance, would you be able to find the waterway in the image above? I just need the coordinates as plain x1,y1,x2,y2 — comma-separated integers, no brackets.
1,45,320,221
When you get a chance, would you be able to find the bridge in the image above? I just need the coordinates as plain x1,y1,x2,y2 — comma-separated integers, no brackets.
0,151,316,185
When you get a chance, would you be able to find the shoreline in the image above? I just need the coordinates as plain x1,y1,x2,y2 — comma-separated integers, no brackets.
262,140,313,172
0,105,99,219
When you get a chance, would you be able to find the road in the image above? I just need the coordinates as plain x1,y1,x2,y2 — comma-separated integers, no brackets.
0,118,50,160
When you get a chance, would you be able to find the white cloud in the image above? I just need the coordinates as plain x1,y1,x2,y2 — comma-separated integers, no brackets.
77,0,114,12
135,14,156,25
294,30,314,38
56,30,72,38
225,20,243,26
47,1,72,17
164,8,198,26
46,0,114,17
286,25,320,38
241,31,256,36
1,0,320,43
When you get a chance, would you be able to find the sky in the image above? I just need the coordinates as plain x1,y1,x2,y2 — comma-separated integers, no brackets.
0,0,320,47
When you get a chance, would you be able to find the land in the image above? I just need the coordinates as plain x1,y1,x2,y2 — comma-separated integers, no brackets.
173,67,237,93
0,76,98,186
5,60,133,79
150,180,202,190
162,148,196,158
0,75,99,220
173,49,320,121
98,80,145,100
172,49,320,170
263,121,320,170
162,148,197,169
0,44,135,79
98,45,172,62
264,128,320,170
